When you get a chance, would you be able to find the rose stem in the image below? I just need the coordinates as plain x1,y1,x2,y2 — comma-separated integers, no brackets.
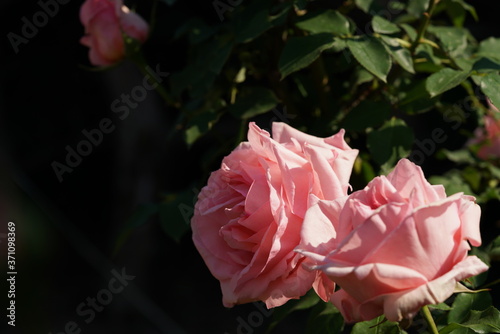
421,305,439,334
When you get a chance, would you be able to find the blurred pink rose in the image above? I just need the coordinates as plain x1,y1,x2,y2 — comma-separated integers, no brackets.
298,158,488,322
191,122,358,308
475,101,500,160
80,0,149,66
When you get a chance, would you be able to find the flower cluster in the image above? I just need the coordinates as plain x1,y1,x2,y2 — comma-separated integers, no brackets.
191,122,488,323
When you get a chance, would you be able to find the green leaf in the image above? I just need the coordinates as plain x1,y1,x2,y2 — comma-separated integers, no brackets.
184,107,222,146
429,170,475,197
427,26,468,58
170,36,233,97
346,35,392,82
477,37,500,62
472,57,500,73
159,188,198,242
400,23,418,42
355,0,385,13
228,87,279,119
265,289,320,334
449,0,478,22
367,118,414,167
407,0,430,17
443,0,477,28
295,10,353,36
160,0,177,5
487,235,500,261
425,68,470,97
480,73,500,111
278,33,336,79
448,292,493,324
351,316,405,334
305,302,344,334
430,302,453,311
231,0,291,43
439,149,476,164
398,79,437,114
372,16,401,34
441,307,500,334
340,100,391,132
380,36,415,74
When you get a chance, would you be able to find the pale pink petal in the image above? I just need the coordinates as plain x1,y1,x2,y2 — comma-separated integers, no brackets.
382,256,488,321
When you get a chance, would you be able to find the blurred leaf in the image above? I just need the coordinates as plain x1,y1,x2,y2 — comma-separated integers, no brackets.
450,0,478,21
448,292,493,324
380,36,415,73
477,37,500,62
170,36,233,97
279,33,336,79
160,0,177,5
400,23,418,41
295,10,353,36
488,235,500,261
398,80,437,114
159,188,198,242
351,67,375,87
415,43,441,67
443,0,477,27
461,166,481,192
472,57,500,73
184,109,221,146
407,0,430,17
228,87,279,119
367,118,414,167
266,289,320,334
439,149,476,164
355,0,386,13
427,26,468,58
480,73,500,111
346,35,392,82
340,100,391,132
351,316,405,333
425,68,469,97
305,302,344,334
372,16,401,34
442,306,500,334
232,1,291,43
430,302,453,311
429,171,475,196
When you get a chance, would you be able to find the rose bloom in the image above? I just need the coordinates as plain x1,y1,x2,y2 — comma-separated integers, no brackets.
191,122,358,308
475,101,500,160
80,0,149,66
298,158,488,322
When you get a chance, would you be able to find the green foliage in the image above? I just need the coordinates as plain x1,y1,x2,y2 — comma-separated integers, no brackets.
346,35,392,82
279,33,337,79
351,316,406,334
115,0,500,332
367,118,414,169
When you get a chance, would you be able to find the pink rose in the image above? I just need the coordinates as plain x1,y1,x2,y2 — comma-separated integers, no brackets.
468,99,500,160
191,122,358,308
298,158,488,322
80,0,149,66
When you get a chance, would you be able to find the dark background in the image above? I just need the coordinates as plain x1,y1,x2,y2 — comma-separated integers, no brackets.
0,1,499,333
